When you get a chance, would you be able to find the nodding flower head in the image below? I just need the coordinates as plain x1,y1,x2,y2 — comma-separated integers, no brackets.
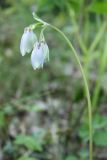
20,27,37,56
31,40,49,70
31,42,44,69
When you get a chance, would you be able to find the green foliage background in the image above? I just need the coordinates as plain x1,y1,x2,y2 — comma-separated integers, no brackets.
0,0,107,160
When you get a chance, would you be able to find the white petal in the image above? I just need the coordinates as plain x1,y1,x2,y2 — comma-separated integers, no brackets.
20,29,37,56
43,43,49,61
39,31,49,62
20,32,28,56
27,31,37,52
31,43,45,70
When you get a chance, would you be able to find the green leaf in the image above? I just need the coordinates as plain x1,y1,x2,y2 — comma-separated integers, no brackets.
87,2,107,14
79,149,89,159
93,115,107,129
94,131,107,147
14,134,42,151
78,124,89,142
17,156,37,160
65,155,78,160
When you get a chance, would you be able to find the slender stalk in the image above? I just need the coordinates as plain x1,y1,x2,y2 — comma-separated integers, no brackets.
48,24,93,160
69,8,88,55
89,22,106,53
84,22,107,76
92,36,107,108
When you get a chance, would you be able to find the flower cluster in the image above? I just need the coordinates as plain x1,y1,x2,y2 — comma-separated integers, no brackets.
20,27,49,69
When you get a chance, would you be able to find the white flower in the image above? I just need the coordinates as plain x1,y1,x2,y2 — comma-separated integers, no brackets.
20,27,37,56
31,42,44,69
31,41,49,70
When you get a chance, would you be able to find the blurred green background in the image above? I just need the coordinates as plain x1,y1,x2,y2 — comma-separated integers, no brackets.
0,0,107,160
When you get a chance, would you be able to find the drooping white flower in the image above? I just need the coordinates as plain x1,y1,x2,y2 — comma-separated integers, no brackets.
20,27,37,56
31,40,49,70
31,42,45,69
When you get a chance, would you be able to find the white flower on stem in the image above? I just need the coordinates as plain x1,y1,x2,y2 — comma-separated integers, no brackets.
31,42,44,69
31,41,49,70
20,27,37,56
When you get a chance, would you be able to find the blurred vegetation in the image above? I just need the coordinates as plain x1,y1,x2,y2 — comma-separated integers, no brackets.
0,0,107,160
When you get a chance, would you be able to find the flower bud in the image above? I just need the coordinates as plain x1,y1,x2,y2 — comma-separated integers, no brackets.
20,27,37,56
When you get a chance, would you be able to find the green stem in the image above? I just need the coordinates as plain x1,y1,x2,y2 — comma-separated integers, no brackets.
92,36,107,108
48,24,93,160
89,22,106,53
84,22,106,76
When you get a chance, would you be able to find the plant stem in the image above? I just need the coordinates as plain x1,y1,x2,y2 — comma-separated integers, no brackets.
84,22,106,77
48,24,93,160
92,36,107,108
89,22,106,53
